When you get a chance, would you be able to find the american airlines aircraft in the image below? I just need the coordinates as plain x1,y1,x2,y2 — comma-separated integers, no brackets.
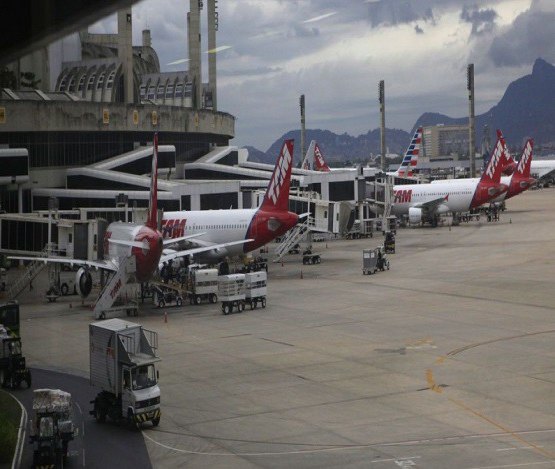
162,139,299,262
10,134,247,303
432,136,535,203
392,135,509,226
390,127,422,178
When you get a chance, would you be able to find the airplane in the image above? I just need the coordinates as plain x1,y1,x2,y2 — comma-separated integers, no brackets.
301,140,331,172
391,134,509,227
503,139,555,184
431,134,535,203
9,134,249,314
162,139,300,263
389,127,422,178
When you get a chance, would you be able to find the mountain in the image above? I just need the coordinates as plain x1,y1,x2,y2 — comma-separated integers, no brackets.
413,58,555,149
249,128,411,165
247,58,555,164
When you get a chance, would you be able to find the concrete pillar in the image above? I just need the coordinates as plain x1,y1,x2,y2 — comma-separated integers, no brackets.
207,0,217,110
188,0,202,109
118,9,134,104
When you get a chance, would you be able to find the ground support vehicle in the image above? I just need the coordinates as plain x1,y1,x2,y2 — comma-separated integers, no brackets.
241,256,268,273
245,271,267,309
0,325,31,388
96,300,139,319
302,248,321,265
151,283,184,308
363,248,390,275
384,232,395,254
89,319,161,428
187,268,218,305
218,274,246,315
30,389,74,468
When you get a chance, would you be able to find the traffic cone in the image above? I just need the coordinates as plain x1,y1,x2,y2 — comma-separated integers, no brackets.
164,312,168,323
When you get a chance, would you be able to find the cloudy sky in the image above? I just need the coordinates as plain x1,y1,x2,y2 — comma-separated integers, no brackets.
86,0,555,151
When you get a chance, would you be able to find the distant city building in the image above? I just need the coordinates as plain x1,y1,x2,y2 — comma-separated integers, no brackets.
423,125,470,160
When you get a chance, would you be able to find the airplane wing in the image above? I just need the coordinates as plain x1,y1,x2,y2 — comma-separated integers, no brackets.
160,239,253,263
8,256,118,271
163,232,206,247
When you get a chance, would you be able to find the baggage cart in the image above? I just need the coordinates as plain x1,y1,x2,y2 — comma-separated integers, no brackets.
362,248,379,275
188,268,218,305
218,274,246,315
245,271,267,309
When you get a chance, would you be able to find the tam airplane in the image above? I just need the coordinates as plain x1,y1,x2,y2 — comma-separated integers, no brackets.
301,140,331,172
432,134,535,203
162,139,300,263
391,135,509,226
10,134,247,314
501,133,555,182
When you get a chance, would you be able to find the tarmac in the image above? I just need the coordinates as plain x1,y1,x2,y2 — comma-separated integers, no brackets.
9,188,555,468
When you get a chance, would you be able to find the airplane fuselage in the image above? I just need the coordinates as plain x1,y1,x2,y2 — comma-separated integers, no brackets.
162,208,299,261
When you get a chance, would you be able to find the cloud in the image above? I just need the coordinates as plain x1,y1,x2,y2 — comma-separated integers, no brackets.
460,5,498,36
489,0,555,66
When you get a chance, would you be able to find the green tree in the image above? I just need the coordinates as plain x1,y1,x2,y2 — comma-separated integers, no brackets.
0,67,16,88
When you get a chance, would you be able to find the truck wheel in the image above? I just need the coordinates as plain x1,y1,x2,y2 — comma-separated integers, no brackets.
195,295,201,305
176,297,183,307
222,304,230,315
261,298,266,308
210,293,217,304
158,299,165,308
152,417,160,427
61,283,69,296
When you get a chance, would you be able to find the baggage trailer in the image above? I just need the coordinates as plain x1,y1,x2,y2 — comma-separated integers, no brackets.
362,247,389,275
89,319,161,428
218,274,246,315
245,271,267,310
30,389,75,468
188,268,218,305
151,283,184,308
302,248,321,265
0,325,31,388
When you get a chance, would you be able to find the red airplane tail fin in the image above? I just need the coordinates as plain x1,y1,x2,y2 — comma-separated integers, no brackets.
516,139,534,178
147,133,159,230
260,139,294,213
480,131,507,185
313,143,331,172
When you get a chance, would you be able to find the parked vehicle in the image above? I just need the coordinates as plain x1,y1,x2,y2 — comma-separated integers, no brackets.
188,268,218,305
302,248,321,265
245,271,267,309
89,319,161,428
30,389,74,468
218,274,246,315
152,284,184,308
0,325,31,388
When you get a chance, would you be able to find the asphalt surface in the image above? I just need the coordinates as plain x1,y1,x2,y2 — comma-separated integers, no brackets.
8,188,555,468
10,368,152,469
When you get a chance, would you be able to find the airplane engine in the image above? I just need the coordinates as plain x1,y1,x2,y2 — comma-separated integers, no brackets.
75,267,93,298
408,207,423,225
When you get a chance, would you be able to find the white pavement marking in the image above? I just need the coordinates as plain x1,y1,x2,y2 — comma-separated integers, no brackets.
468,462,555,469
10,393,27,469
497,446,544,452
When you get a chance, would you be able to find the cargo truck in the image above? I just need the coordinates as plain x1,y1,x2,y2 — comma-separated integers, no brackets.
89,319,161,427
30,389,75,468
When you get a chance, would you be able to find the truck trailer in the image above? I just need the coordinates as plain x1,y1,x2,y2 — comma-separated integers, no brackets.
89,319,161,427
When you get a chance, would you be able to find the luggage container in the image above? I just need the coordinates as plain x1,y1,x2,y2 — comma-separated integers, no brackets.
245,271,267,309
218,274,245,315
362,248,379,275
188,268,218,305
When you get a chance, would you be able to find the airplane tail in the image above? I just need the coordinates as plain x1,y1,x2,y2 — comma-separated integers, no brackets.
301,140,315,170
260,139,294,213
313,142,331,172
396,127,422,177
497,129,517,175
147,133,159,230
479,131,507,184
516,139,533,178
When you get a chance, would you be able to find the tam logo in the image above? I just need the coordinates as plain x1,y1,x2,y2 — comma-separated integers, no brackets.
518,143,532,173
110,278,122,299
486,144,502,178
394,189,412,203
267,145,292,204
103,231,112,255
161,219,187,238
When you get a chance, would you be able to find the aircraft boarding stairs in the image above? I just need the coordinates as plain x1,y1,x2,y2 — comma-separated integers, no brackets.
7,246,49,300
93,255,137,319
274,217,328,263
